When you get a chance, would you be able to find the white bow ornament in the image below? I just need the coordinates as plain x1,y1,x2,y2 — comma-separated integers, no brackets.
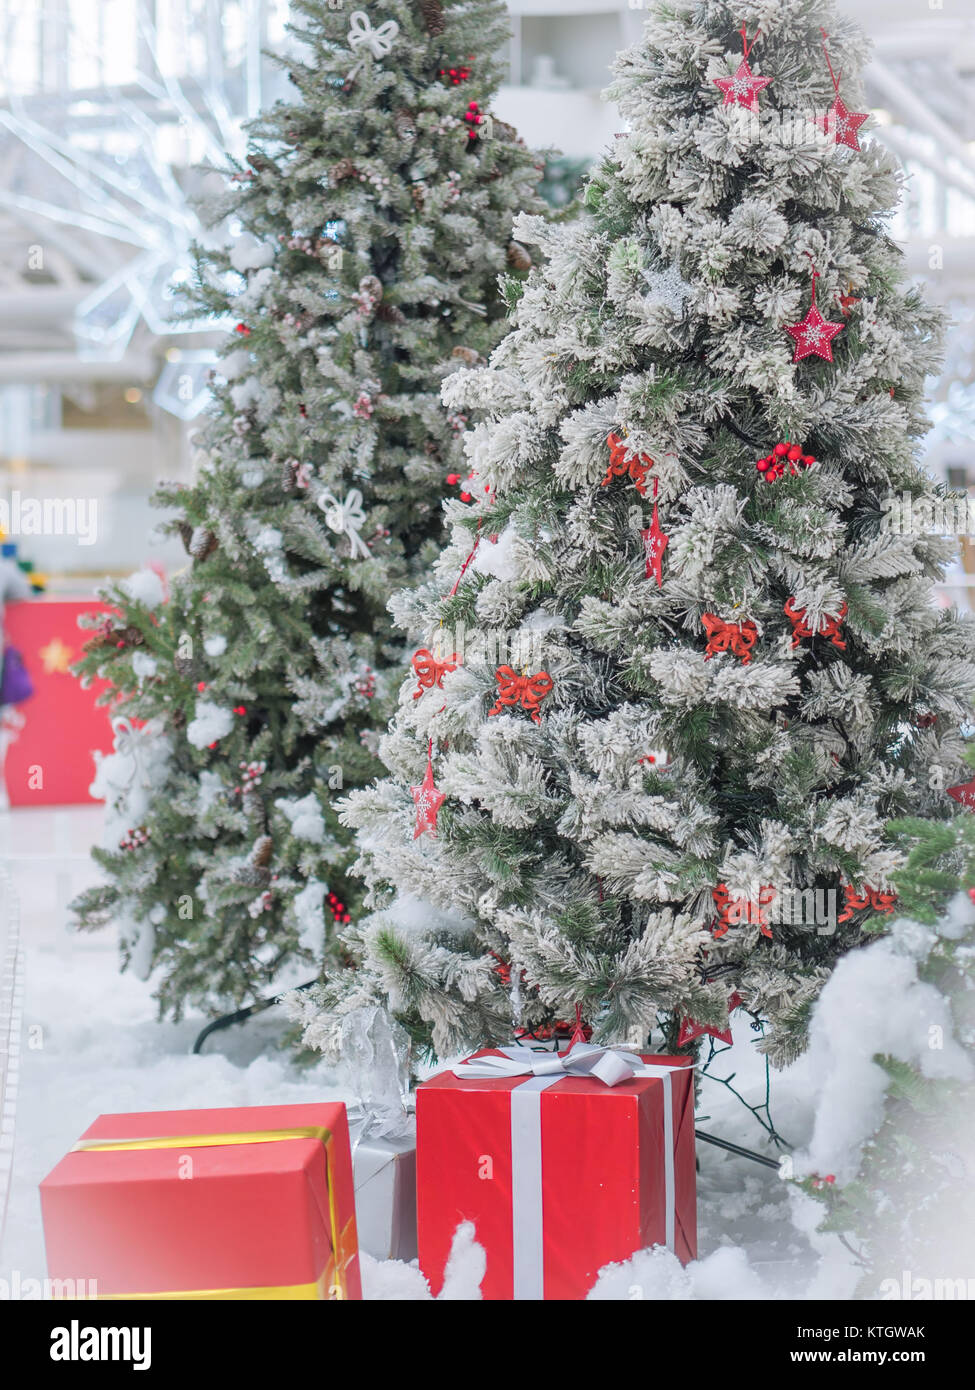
347,11,399,61
108,716,153,791
319,487,370,559
453,1042,652,1089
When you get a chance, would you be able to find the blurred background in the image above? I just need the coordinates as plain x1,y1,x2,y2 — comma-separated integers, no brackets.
2,0,975,599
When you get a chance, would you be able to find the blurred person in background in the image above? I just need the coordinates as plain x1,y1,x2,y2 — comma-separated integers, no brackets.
0,550,35,811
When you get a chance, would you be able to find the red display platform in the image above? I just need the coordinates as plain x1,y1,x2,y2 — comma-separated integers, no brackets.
2,599,115,806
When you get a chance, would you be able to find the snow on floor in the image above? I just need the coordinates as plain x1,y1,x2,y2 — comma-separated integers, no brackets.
0,804,855,1300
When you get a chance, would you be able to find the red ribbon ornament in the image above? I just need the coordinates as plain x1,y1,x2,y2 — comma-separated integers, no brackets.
784,599,847,650
837,883,897,923
602,432,654,498
712,883,776,939
488,666,554,724
701,612,759,665
411,648,460,699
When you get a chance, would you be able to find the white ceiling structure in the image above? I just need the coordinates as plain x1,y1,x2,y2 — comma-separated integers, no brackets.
0,1,974,428
0,0,293,408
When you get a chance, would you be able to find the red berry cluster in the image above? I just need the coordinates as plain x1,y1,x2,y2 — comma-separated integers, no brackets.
439,62,472,85
234,759,266,794
354,665,376,699
756,441,816,483
327,891,351,926
119,826,150,852
235,323,251,336
446,470,493,504
445,470,473,502
463,102,484,140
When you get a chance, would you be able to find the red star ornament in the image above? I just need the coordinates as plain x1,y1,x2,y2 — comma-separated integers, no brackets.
677,991,744,1048
947,778,975,811
785,299,845,363
713,59,772,113
641,501,668,586
411,752,445,838
824,95,869,151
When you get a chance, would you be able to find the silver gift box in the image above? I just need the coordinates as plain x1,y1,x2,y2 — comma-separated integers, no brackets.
352,1129,417,1264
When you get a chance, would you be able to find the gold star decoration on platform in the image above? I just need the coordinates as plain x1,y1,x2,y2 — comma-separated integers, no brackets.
39,637,73,674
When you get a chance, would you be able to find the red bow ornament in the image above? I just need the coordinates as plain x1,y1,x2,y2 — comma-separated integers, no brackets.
701,612,758,664
784,599,847,650
488,666,554,724
603,432,654,498
837,883,897,923
411,647,460,699
712,883,776,939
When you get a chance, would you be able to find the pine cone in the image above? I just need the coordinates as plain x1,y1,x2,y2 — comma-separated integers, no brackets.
451,345,485,367
242,788,268,829
177,522,194,555
394,108,417,142
232,862,268,887
358,275,384,304
251,835,273,869
507,241,533,271
376,302,407,325
419,0,445,35
409,182,427,211
493,119,520,144
330,158,358,183
173,654,197,680
188,526,218,561
107,625,145,648
280,456,298,491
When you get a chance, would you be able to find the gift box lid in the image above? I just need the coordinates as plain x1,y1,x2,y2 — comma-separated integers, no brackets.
40,1102,360,1299
421,1047,695,1095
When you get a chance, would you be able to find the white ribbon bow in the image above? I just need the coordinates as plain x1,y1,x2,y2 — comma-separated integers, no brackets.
453,1042,647,1090
110,716,152,790
347,11,399,61
319,487,369,559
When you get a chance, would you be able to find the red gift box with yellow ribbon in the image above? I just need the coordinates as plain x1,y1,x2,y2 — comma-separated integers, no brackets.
417,1045,696,1300
40,1102,361,1300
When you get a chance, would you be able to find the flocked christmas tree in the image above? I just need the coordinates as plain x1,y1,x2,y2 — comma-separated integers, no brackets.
288,0,975,1067
70,0,542,1020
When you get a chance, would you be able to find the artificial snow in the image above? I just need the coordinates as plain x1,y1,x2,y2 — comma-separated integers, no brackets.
229,238,274,273
131,651,158,679
119,568,165,609
275,793,326,844
219,349,252,380
376,892,475,938
294,879,327,953
185,700,235,750
2,804,970,1301
792,917,974,1184
471,525,519,581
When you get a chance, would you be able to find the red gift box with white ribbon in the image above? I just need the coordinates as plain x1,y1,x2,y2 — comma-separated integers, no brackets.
417,1045,696,1300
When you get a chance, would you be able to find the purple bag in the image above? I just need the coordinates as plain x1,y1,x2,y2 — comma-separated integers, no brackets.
0,646,34,706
